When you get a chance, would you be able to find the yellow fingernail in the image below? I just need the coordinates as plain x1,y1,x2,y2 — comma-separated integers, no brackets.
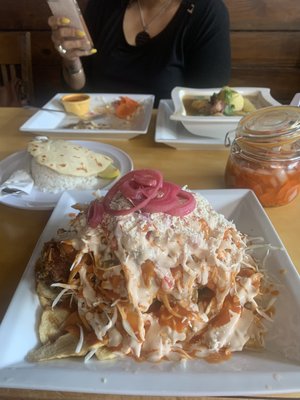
60,17,70,24
76,30,86,37
90,48,97,54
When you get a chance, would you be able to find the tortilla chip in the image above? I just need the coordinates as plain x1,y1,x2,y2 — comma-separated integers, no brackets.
36,281,58,308
39,307,72,344
27,332,88,362
95,347,117,361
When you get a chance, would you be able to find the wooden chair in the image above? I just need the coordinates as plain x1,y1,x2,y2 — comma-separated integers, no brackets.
0,31,34,106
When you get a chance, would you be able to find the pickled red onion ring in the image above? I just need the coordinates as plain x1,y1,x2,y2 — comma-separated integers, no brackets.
133,173,159,187
87,169,196,226
167,190,196,217
87,200,105,228
121,180,144,201
142,181,181,213
103,169,163,216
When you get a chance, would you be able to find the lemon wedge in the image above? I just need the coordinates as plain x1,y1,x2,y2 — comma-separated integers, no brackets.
243,98,257,113
230,91,244,112
98,164,120,179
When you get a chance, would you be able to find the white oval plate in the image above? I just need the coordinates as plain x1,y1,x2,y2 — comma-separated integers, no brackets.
0,140,133,210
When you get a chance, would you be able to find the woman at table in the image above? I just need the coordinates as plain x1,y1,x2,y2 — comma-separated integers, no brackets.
49,0,231,106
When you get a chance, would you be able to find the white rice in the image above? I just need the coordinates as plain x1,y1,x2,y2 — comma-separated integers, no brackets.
31,158,101,193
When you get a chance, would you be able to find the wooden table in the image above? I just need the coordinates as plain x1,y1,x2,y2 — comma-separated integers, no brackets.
0,107,299,400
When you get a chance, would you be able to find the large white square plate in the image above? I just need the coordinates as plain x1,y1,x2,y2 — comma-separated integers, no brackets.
0,189,300,396
155,99,227,150
170,87,281,140
20,93,155,140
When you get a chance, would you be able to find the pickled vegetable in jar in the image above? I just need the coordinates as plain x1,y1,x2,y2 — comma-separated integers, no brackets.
224,106,300,207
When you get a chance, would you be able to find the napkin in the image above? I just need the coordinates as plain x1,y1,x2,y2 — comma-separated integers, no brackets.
0,169,34,197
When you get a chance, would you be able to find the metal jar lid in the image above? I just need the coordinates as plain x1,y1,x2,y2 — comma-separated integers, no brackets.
236,105,300,140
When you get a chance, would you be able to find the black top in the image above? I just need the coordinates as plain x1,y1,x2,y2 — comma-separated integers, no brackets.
83,0,231,105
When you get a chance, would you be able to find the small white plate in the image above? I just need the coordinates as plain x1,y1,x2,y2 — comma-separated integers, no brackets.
155,100,226,150
0,189,300,396
170,87,281,140
20,93,155,140
0,141,133,210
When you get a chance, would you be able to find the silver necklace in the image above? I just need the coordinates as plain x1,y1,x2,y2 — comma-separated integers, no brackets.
135,0,172,46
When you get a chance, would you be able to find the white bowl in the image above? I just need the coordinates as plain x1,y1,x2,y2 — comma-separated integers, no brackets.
170,87,281,140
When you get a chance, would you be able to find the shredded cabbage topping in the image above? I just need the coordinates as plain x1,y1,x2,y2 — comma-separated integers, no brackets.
32,191,279,363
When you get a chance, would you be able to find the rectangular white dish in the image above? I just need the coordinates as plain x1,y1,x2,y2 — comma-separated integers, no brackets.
20,93,155,140
170,87,281,140
155,99,227,150
0,189,300,396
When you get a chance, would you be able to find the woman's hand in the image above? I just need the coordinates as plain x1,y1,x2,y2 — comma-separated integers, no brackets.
48,15,96,60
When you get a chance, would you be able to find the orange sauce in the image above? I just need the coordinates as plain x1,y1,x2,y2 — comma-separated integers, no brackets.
126,309,140,337
158,304,199,333
141,260,156,287
110,274,122,289
238,268,255,278
119,302,142,340
211,295,241,328
62,94,90,102
99,288,119,301
204,347,232,363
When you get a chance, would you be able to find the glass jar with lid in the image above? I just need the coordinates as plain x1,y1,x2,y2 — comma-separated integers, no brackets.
224,105,300,207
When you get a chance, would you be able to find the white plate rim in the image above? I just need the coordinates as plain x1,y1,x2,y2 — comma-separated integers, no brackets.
0,189,300,396
0,140,133,210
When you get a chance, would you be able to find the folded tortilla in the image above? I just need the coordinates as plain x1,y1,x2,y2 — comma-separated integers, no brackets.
28,140,114,177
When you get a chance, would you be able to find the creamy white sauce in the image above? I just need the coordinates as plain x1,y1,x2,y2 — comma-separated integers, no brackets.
61,192,270,361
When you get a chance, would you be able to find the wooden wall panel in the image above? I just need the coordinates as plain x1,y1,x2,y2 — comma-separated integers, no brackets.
0,0,299,106
224,0,300,30
31,32,60,66
0,0,88,30
231,32,300,66
230,68,300,104
0,1,49,30
0,0,299,30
